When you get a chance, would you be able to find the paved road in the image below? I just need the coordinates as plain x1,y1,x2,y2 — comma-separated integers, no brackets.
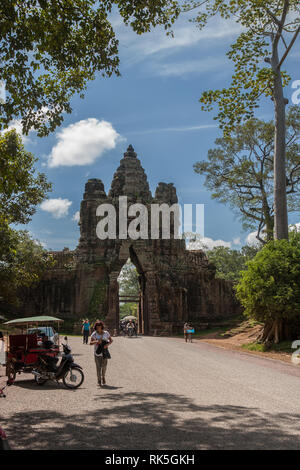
2,335,300,450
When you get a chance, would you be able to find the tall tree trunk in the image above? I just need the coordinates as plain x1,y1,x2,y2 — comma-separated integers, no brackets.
262,193,274,241
257,318,285,344
272,45,289,240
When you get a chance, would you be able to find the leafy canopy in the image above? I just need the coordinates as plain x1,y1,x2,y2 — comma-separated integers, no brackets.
182,0,300,133
120,302,138,319
194,106,300,242
0,0,180,136
118,260,140,296
0,129,51,225
205,245,259,282
0,128,52,307
0,230,55,306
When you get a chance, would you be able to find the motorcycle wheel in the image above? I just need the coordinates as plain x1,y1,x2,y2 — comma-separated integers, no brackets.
63,366,84,389
34,375,47,385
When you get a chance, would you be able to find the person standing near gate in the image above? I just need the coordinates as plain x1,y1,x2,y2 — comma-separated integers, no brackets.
183,322,189,343
90,321,113,387
82,319,90,344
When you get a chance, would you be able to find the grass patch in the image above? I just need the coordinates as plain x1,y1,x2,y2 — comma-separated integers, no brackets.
193,326,229,338
242,340,293,353
242,342,267,352
268,341,293,353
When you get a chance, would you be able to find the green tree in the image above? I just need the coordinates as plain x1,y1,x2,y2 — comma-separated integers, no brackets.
0,129,51,225
184,0,300,240
0,0,180,136
194,107,300,242
120,302,138,319
0,128,53,307
0,230,55,307
236,230,300,343
118,260,140,296
205,245,260,282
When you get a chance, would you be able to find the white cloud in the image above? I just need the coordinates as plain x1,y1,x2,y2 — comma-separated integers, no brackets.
246,222,300,245
155,57,224,77
128,123,217,136
40,198,72,219
187,236,231,250
112,14,242,79
48,119,123,168
72,211,80,223
3,107,53,144
4,119,31,144
291,222,300,231
233,237,241,246
116,16,242,65
246,230,262,246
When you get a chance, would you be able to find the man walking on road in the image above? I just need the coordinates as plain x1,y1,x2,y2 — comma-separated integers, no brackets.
82,319,90,344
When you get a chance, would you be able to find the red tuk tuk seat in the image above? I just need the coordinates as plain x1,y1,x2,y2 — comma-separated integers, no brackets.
9,334,39,365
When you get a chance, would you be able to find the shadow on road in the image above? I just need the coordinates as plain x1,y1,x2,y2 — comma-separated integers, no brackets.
12,379,88,392
3,391,300,450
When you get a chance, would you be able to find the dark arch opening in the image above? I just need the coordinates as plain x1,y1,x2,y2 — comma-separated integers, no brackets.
108,246,149,335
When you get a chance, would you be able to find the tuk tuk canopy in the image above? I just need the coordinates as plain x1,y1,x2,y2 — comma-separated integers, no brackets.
4,316,64,326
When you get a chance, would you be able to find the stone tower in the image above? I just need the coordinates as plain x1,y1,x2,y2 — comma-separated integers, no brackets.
21,145,239,334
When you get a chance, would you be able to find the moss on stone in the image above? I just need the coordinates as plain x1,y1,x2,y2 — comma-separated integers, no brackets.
88,280,108,317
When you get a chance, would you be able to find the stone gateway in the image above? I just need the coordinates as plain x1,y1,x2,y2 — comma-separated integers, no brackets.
22,145,239,334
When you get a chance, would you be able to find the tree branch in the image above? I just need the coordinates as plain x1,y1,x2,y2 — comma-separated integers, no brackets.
278,25,300,69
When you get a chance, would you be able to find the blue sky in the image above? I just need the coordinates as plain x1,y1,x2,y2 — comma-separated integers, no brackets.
16,12,300,251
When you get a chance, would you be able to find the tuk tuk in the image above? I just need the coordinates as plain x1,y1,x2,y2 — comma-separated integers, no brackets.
2,316,63,384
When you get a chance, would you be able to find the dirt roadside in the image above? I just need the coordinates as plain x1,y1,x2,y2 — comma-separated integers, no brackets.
194,323,294,364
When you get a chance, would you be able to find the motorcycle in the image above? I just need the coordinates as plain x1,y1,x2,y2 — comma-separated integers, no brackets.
32,338,84,389
127,326,134,337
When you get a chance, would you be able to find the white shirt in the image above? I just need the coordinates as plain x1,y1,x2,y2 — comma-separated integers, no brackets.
91,330,111,356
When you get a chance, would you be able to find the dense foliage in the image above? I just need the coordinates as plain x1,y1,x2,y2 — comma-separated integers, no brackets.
0,128,53,307
206,245,260,282
236,230,300,342
0,129,51,225
118,261,140,318
194,107,300,242
118,260,140,296
184,0,300,239
0,230,55,306
0,0,180,136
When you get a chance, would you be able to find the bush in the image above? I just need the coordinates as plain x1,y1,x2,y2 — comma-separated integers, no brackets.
236,231,300,343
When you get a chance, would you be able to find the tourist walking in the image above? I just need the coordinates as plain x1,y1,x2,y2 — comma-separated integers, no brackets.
188,324,194,343
184,322,194,343
82,319,90,344
90,321,113,386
